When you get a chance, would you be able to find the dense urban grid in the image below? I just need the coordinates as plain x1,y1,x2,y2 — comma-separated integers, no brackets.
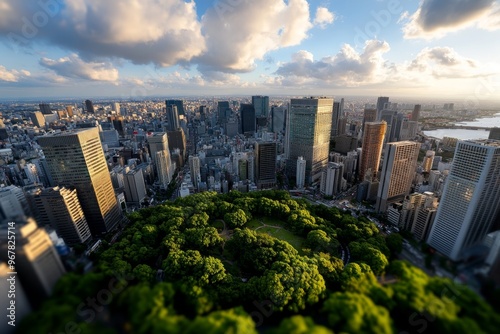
1,95,500,333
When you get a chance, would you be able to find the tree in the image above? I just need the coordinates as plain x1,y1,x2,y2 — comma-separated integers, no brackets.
133,264,156,283
311,252,344,285
323,292,393,334
386,233,403,255
251,256,326,312
224,209,248,229
349,241,389,275
183,307,257,334
184,227,224,253
163,250,226,286
270,315,333,334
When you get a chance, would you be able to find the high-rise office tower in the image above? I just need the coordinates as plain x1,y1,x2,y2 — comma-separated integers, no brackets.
38,128,122,235
85,99,95,113
30,111,45,128
238,159,248,180
376,97,389,119
167,129,187,163
0,185,30,223
296,157,306,189
427,140,500,261
331,101,344,138
66,106,74,117
28,186,91,245
286,97,333,184
0,218,66,308
320,162,344,196
218,101,231,124
189,155,201,189
363,108,377,129
359,121,387,181
489,128,500,140
252,96,270,117
240,104,256,135
166,100,185,116
112,102,121,115
108,116,126,137
379,110,398,142
166,104,180,131
39,103,52,115
123,167,147,206
422,150,435,173
271,106,286,133
376,141,421,212
255,141,277,189
148,133,173,189
412,104,421,122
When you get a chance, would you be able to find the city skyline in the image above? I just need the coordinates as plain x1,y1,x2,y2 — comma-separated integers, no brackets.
0,0,499,100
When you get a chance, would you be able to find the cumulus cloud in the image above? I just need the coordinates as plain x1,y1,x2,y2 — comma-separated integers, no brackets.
0,0,206,66
402,0,498,39
0,65,30,82
40,54,119,81
274,40,391,86
314,7,335,28
197,0,312,73
406,47,497,78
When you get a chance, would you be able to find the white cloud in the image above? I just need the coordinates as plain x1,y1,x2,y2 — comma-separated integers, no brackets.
0,0,206,66
0,65,30,82
402,0,498,39
405,47,497,79
40,54,119,81
197,0,313,73
274,40,391,86
314,7,335,29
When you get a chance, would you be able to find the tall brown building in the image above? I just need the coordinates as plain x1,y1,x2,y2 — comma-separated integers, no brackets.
376,141,421,212
359,121,387,181
38,128,122,235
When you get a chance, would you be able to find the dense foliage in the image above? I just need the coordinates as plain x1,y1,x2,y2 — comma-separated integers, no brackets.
18,190,500,333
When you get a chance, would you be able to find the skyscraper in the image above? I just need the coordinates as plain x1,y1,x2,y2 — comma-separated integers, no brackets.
85,99,95,113
362,108,377,129
39,103,52,115
218,101,231,124
166,104,180,131
376,141,421,212
271,105,286,133
427,140,500,261
148,133,173,189
286,97,333,184
359,121,387,181
38,128,122,235
166,99,185,116
255,141,277,189
376,97,389,119
296,156,306,189
240,104,256,135
0,218,66,308
422,150,435,173
123,167,147,206
320,162,344,196
252,96,270,117
28,186,91,245
112,102,121,115
412,104,421,122
189,155,201,189
331,101,344,138
30,111,45,128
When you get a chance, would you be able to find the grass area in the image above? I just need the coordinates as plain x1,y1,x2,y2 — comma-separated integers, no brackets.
245,216,304,254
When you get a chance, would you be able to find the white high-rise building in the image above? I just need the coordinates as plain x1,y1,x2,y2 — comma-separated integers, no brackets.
148,133,173,189
296,156,306,189
320,162,344,196
427,140,500,261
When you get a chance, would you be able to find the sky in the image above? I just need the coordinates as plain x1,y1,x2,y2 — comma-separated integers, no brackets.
0,0,500,102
